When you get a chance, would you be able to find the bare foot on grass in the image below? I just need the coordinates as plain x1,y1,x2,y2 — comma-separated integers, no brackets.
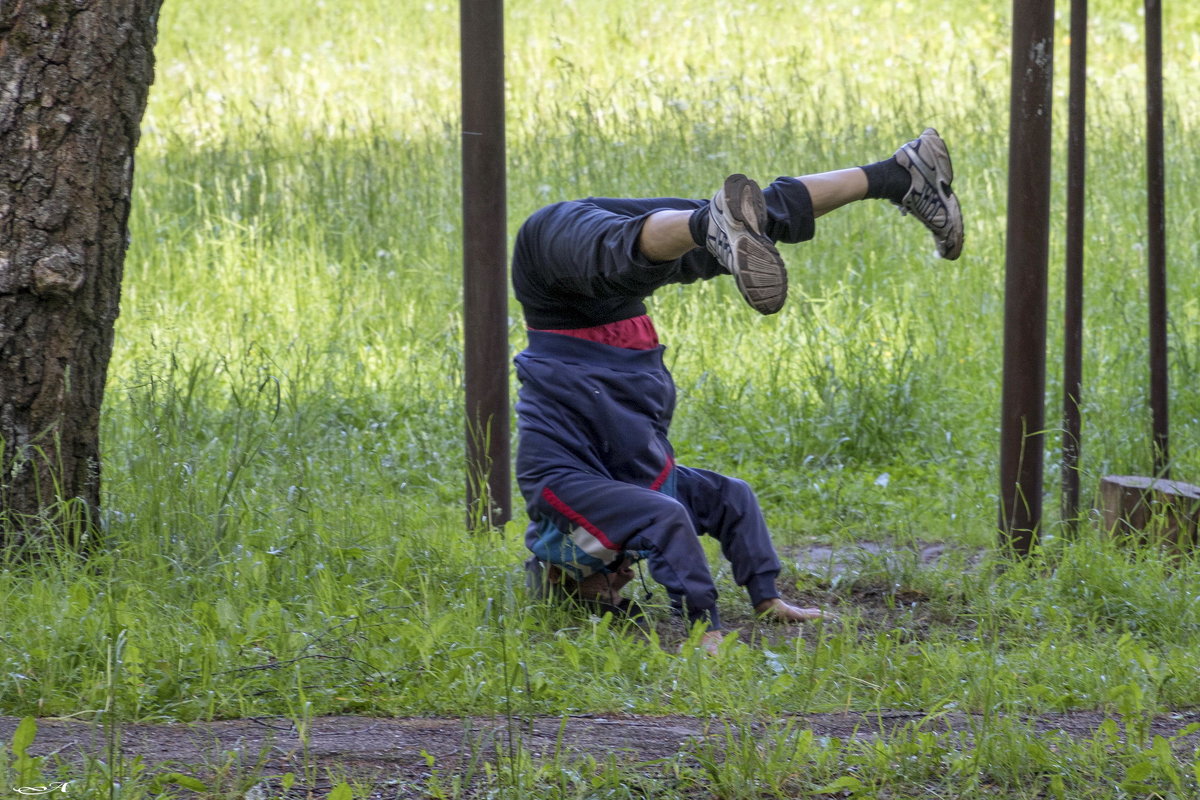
754,598,836,623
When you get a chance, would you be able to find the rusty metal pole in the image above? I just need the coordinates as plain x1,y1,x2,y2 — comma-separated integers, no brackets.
999,0,1056,556
1061,0,1087,532
461,0,512,529
1144,0,1169,479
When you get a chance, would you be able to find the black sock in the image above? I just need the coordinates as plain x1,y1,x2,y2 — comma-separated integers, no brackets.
860,156,910,204
687,204,710,248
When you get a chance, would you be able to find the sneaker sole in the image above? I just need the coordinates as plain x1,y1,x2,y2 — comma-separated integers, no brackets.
920,131,964,261
899,130,964,260
718,174,788,314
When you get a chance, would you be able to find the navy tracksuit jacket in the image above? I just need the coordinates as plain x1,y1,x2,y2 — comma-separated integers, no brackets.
512,178,817,630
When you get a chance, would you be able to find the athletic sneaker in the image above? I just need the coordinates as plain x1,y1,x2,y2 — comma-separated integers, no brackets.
706,173,788,314
895,128,964,260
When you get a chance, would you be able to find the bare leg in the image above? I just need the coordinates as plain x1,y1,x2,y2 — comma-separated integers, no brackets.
798,167,869,218
637,209,697,262
637,165,869,260
637,163,877,268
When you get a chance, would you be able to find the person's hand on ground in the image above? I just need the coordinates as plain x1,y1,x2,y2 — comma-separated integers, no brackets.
699,629,728,656
677,630,732,656
754,597,836,623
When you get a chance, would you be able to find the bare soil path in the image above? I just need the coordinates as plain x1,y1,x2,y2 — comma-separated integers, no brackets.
4,710,1200,797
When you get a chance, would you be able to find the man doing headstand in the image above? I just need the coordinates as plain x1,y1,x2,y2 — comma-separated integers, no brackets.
514,129,963,651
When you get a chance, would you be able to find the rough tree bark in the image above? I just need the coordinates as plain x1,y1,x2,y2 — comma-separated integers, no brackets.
0,0,162,544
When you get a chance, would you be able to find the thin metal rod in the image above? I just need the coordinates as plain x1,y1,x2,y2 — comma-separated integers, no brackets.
1061,0,1087,531
1144,0,1169,478
461,0,512,528
999,0,1056,556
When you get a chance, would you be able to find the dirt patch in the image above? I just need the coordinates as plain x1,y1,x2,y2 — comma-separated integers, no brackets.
4,710,1200,797
781,538,986,577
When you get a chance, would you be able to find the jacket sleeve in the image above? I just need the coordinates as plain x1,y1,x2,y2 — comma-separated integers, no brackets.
623,495,723,631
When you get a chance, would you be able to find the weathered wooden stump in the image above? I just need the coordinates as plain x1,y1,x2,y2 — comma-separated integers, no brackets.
1098,475,1200,552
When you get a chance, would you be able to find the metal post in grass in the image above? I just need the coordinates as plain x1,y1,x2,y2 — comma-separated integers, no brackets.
999,0,1056,556
1144,0,1170,479
1061,0,1088,532
461,0,512,529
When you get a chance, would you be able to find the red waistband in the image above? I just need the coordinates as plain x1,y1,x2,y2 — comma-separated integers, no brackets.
531,314,660,350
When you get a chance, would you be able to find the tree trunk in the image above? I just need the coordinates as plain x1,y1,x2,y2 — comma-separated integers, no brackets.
0,0,162,545
1099,475,1200,554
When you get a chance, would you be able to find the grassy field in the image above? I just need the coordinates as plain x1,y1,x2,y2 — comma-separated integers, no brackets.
4,0,1200,796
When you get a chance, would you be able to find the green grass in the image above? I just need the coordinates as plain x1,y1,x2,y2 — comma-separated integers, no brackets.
4,0,1200,795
